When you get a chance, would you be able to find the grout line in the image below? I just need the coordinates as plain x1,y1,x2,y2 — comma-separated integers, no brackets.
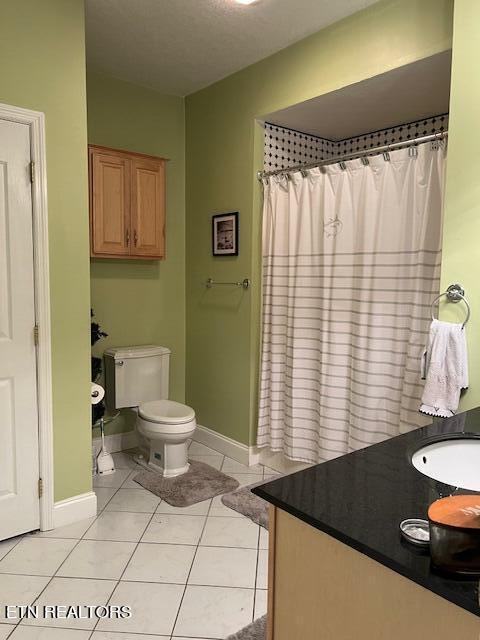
94,509,246,518
0,535,26,564
170,454,226,637
0,570,259,589
9,622,102,635
52,539,258,549
88,500,158,636
252,522,262,622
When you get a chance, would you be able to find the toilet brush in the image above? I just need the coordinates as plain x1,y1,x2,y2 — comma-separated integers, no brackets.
96,417,115,475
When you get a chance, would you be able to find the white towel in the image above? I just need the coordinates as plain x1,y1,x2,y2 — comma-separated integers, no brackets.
420,319,468,418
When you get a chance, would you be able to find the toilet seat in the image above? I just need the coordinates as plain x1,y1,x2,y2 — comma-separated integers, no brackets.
139,399,195,425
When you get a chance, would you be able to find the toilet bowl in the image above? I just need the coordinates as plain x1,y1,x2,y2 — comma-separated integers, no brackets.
104,345,196,478
136,399,196,477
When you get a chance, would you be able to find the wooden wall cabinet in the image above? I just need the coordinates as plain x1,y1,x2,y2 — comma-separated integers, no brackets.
89,145,166,259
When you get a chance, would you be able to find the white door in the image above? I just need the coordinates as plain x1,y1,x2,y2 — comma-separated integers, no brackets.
0,119,40,540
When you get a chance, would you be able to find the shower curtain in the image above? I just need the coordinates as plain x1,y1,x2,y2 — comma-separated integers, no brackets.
257,142,446,463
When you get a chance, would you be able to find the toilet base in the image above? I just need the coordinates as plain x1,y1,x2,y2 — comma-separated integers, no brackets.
143,440,190,478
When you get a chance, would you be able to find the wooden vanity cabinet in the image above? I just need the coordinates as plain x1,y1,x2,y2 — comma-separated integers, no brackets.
89,145,166,259
266,506,479,640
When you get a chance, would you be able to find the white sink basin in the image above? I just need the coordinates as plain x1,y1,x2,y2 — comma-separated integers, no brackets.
411,437,480,491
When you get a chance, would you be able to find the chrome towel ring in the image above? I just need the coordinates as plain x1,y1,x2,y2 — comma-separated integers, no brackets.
430,283,470,328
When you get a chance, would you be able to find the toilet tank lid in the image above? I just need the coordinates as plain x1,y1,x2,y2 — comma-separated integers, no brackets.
104,345,171,360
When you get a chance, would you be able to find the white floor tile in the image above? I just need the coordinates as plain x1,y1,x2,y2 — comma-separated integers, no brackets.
173,638,213,640
23,577,116,630
256,549,268,589
209,495,243,518
84,512,151,543
120,471,143,490
0,625,10,639
94,488,117,512
123,543,195,583
188,455,223,470
0,575,50,624
111,452,141,470
155,499,211,516
221,458,263,474
57,540,136,580
105,489,160,513
10,627,91,639
96,581,183,636
188,442,221,456
92,633,169,640
142,514,206,545
0,536,22,561
31,518,96,540
174,585,254,639
259,528,269,550
228,473,264,488
263,466,281,478
189,546,257,588
0,538,76,577
254,589,267,619
200,517,259,549
189,450,224,462
93,469,132,489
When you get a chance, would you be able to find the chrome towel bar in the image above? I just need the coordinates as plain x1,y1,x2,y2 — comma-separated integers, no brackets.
206,278,250,290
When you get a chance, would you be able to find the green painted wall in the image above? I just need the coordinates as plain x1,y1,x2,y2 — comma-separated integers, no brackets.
0,0,91,501
440,0,480,410
185,0,454,446
87,72,186,435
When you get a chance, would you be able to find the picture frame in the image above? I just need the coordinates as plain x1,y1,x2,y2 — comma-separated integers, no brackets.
212,212,239,256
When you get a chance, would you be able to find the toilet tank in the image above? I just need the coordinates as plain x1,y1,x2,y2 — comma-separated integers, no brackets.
104,345,171,410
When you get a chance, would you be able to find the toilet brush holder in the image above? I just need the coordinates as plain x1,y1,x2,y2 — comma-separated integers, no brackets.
96,417,115,476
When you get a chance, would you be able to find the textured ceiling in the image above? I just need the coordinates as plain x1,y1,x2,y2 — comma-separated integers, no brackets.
86,0,379,96
264,51,452,140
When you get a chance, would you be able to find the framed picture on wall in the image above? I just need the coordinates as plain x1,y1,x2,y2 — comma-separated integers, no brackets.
212,212,239,256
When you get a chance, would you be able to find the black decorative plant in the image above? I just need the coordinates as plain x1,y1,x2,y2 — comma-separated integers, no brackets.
91,309,108,424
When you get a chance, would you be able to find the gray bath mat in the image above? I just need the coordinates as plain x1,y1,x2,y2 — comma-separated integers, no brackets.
225,615,266,640
221,483,269,529
134,460,239,507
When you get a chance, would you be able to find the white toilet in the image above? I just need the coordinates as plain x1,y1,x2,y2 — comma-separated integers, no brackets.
104,345,196,477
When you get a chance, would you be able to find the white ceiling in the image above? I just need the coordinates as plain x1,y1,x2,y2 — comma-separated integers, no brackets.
263,51,452,140
85,0,379,97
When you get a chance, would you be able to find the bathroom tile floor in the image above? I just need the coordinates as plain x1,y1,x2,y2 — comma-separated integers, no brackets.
0,443,276,640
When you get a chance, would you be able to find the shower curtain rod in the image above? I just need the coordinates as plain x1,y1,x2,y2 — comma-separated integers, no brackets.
256,130,448,181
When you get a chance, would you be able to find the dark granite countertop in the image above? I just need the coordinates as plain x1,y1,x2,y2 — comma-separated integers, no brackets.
253,407,480,617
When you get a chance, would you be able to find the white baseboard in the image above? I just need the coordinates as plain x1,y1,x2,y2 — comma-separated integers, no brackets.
249,447,311,475
192,424,308,471
53,491,97,529
193,424,252,466
91,424,309,476
92,430,138,455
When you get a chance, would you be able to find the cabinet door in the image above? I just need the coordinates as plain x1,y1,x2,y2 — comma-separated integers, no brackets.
131,158,165,258
90,151,131,256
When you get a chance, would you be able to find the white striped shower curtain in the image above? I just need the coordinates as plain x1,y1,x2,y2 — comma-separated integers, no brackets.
257,142,446,464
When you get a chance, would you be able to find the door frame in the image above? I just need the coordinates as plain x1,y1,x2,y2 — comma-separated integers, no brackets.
0,102,54,531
